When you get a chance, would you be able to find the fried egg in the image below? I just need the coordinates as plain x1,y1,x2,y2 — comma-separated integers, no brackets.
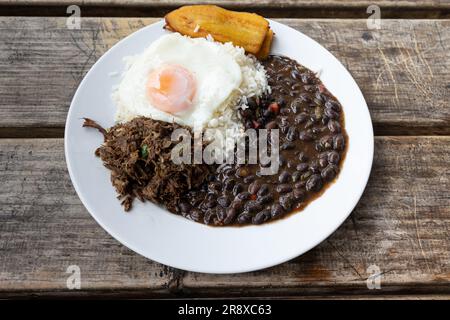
115,33,243,129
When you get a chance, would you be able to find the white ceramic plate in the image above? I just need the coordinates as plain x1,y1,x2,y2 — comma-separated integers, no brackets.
65,20,373,274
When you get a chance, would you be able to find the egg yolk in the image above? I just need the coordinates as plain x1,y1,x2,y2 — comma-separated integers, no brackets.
146,64,196,114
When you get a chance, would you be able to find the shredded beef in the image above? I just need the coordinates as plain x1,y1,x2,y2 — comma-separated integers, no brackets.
83,117,213,212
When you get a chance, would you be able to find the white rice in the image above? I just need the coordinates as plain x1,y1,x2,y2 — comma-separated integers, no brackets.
112,35,270,143
204,40,270,141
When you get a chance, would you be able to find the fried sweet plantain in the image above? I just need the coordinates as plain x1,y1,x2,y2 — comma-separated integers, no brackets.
255,29,273,60
165,5,270,55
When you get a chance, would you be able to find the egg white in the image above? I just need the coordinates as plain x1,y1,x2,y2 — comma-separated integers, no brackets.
115,33,243,129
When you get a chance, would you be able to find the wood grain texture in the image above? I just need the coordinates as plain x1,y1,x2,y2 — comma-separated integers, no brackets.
0,137,448,297
0,18,449,136
0,138,177,296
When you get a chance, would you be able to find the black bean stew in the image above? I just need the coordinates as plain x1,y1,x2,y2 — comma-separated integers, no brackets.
176,55,348,226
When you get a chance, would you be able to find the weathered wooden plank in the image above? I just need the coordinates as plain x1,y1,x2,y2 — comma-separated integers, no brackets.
0,17,449,136
0,137,448,296
0,139,176,296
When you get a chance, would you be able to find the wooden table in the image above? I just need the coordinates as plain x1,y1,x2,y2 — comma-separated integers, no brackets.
0,1,449,299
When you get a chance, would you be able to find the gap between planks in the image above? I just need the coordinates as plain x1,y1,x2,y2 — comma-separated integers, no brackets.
0,2,449,19
1,290,450,299
2,128,450,139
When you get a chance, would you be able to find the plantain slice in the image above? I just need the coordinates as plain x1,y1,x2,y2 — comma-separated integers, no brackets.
255,29,273,60
165,5,269,55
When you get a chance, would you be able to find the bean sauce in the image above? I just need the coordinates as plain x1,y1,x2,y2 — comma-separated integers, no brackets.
177,55,348,226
